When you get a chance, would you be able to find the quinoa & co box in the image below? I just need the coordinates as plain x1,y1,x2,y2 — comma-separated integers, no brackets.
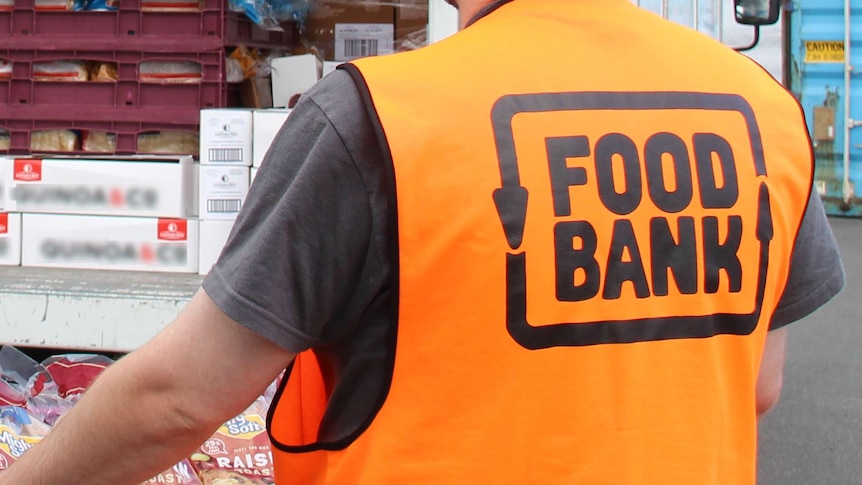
22,214,199,273
0,213,21,266
2,156,196,218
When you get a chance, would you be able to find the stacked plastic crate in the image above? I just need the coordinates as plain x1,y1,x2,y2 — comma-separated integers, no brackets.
0,0,298,273
0,0,297,155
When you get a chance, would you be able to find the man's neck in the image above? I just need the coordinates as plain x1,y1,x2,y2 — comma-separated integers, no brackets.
457,0,511,29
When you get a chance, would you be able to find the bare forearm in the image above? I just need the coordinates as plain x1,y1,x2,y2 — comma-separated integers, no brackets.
0,354,218,485
0,291,295,484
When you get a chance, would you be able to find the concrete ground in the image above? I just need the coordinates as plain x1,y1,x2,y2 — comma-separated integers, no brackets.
758,217,861,484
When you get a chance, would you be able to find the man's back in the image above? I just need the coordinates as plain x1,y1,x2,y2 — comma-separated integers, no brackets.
266,1,819,483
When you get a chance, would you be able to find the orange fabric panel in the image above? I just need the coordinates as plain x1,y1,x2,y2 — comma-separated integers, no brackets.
269,0,813,483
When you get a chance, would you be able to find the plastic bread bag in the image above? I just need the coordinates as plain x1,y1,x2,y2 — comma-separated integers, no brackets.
0,346,53,408
229,0,309,31
198,469,274,484
143,459,203,485
30,130,79,152
138,131,199,156
83,0,119,11
270,0,310,23
34,0,74,10
0,60,11,81
41,354,114,399
82,131,118,153
141,0,201,12
229,46,263,80
89,62,119,82
32,60,88,82
0,406,52,472
139,61,203,84
0,130,9,152
190,379,281,484
0,0,12,11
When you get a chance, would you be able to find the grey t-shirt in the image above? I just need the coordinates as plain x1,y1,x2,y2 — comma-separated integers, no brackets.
202,69,845,441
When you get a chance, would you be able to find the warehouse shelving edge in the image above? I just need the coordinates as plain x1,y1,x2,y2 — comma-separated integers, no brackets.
0,266,201,352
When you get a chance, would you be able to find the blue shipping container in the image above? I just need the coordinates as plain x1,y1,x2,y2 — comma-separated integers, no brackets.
788,0,862,217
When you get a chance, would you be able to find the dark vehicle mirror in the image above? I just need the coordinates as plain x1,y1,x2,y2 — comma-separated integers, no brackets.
734,0,781,26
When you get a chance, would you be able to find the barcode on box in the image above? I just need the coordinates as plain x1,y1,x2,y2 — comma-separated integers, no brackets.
208,148,244,163
207,199,242,213
344,39,379,58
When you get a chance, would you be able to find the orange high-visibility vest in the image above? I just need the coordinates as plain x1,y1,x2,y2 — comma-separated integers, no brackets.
268,0,814,483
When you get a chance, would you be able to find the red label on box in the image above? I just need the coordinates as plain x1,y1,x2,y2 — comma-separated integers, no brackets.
0,214,7,235
13,159,42,182
158,219,188,241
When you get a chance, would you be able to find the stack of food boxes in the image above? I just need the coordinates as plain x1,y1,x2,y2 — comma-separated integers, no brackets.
1,155,199,273
197,108,290,275
0,108,292,276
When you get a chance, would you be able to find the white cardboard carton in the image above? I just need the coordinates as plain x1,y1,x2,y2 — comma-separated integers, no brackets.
250,167,258,185
199,165,250,221
271,55,321,109
0,159,8,212
334,23,395,61
198,219,236,276
253,109,291,168
200,109,254,166
22,214,199,273
322,61,342,78
0,213,22,266
2,156,196,218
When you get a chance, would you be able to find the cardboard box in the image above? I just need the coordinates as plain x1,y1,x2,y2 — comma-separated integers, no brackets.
22,214,199,273
200,109,254,166
241,77,274,109
250,167,258,185
253,109,292,167
0,158,8,212
199,219,236,276
3,156,196,218
0,213,22,266
322,61,342,78
199,165,250,221
271,55,321,109
305,0,396,61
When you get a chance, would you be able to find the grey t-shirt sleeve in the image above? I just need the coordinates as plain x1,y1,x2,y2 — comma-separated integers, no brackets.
202,70,387,353
770,191,845,329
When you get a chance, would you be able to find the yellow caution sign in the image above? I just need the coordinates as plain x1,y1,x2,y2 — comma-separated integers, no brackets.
805,41,845,63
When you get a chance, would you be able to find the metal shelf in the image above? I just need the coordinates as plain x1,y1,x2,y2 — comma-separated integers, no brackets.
0,266,201,352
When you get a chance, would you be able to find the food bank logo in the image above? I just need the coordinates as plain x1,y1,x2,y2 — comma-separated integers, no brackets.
491,92,773,349
13,159,41,182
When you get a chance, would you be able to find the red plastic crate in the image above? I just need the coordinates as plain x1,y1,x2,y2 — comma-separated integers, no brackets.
0,117,200,156
0,0,299,51
0,49,241,118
